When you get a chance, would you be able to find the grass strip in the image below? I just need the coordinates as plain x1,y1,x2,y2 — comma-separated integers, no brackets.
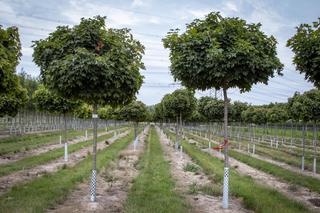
185,131,320,194
124,127,190,213
0,127,113,155
165,130,309,213
0,128,128,177
0,130,134,213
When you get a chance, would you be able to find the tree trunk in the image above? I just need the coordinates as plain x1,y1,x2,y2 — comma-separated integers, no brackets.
64,113,68,162
313,123,317,174
134,121,138,151
90,104,98,202
302,125,306,172
222,87,229,209
175,115,179,150
179,112,182,140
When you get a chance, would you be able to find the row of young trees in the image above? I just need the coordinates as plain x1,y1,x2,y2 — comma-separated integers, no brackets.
2,16,150,202
161,12,320,209
152,88,320,125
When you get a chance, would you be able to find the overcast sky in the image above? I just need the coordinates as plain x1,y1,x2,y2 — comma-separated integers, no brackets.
1,0,318,105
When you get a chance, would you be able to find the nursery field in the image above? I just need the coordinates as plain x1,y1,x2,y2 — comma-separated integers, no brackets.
1,1,320,212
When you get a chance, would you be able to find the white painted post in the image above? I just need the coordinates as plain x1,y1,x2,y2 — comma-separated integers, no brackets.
247,144,250,153
180,146,183,158
85,130,88,139
64,143,68,162
313,158,317,174
302,156,305,172
133,137,138,151
253,144,255,155
59,135,62,144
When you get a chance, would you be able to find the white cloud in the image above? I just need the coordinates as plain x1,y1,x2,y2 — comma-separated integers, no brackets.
224,1,238,12
132,0,144,7
21,47,33,57
186,9,211,19
0,1,14,13
61,0,161,28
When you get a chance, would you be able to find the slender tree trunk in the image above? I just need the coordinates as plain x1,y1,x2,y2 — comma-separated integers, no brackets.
313,122,317,174
179,112,182,140
90,104,98,202
222,87,229,209
175,115,179,150
134,121,138,151
64,113,68,162
302,124,306,172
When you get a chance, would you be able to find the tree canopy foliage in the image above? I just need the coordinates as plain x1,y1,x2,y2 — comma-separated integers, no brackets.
33,85,79,114
119,100,148,122
198,96,224,121
161,89,196,120
288,89,320,122
163,12,283,92
33,16,145,106
0,25,27,117
287,18,320,88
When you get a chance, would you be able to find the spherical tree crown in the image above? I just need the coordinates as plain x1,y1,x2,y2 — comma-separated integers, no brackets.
120,101,148,122
162,88,196,119
287,19,320,88
0,25,27,117
33,85,79,114
163,12,283,91
33,16,145,105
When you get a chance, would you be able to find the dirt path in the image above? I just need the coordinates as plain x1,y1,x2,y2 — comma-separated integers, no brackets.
0,130,130,196
0,128,125,165
158,128,250,213
48,127,148,213
202,148,320,212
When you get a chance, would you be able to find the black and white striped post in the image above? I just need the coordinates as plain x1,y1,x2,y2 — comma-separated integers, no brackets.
90,104,98,202
222,88,229,209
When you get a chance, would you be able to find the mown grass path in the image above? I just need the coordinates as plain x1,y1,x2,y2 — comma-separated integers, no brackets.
124,126,190,213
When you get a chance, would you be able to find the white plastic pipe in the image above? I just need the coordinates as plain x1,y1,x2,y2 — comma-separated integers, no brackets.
64,143,68,162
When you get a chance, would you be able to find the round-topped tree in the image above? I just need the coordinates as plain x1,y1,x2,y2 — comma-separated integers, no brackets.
120,100,148,142
161,88,196,149
163,12,283,208
32,16,145,202
0,26,27,117
33,85,79,161
287,18,320,88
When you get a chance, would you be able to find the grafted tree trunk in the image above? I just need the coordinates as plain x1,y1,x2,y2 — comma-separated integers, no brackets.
175,115,179,150
222,87,229,209
302,124,306,172
179,112,182,140
63,113,68,161
313,123,317,174
90,104,98,202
